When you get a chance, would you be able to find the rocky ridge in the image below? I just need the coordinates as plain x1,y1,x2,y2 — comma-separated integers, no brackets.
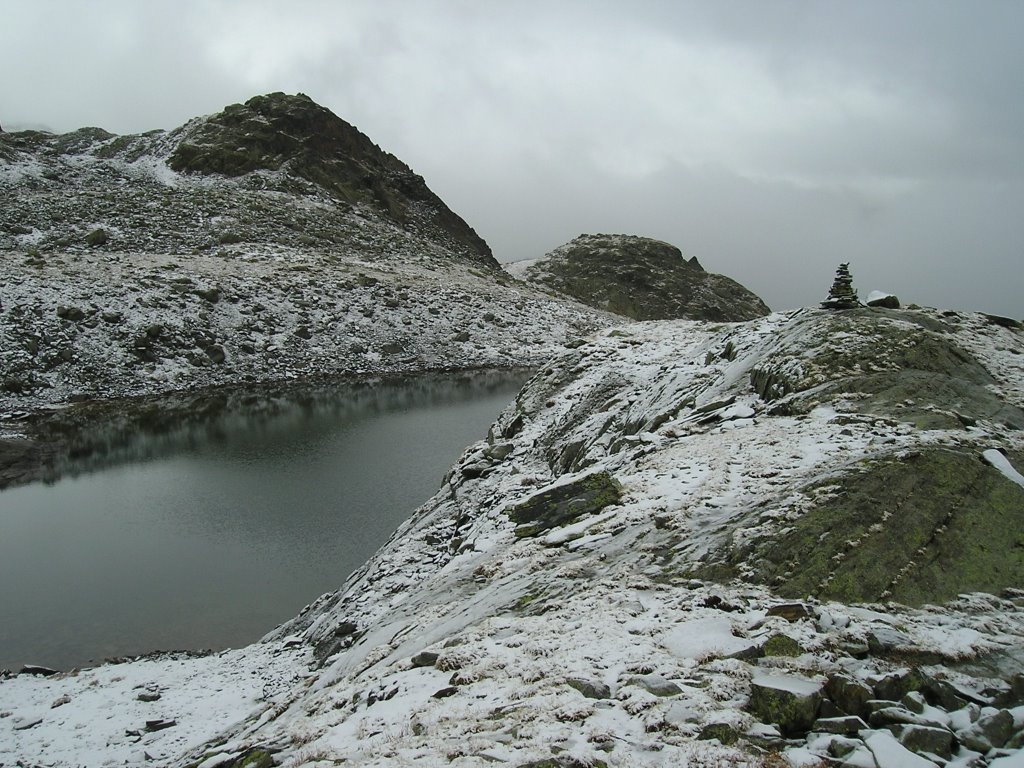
3,304,1022,767
506,233,771,322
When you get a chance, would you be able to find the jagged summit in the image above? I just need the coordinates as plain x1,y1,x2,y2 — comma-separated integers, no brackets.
0,92,495,266
506,233,770,322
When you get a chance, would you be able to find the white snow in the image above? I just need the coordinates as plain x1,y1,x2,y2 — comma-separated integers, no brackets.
984,448,1024,489
864,730,942,768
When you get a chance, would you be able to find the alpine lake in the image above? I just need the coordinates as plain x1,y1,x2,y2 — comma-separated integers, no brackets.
0,370,530,671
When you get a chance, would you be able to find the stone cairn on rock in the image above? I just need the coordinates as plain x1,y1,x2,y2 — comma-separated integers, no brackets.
821,263,861,309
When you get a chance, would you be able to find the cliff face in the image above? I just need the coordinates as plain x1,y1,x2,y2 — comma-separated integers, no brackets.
507,233,771,322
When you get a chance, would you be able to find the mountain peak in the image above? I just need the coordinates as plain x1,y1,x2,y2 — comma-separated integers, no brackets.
167,92,494,264
508,233,770,322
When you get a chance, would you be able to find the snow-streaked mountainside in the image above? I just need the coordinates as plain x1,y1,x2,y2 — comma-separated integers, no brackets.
0,93,617,477
4,306,1024,767
506,234,771,322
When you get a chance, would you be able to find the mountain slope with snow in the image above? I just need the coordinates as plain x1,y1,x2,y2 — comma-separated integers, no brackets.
4,305,1022,767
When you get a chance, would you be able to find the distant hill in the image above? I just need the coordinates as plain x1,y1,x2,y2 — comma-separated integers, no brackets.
506,233,771,322
0,92,494,266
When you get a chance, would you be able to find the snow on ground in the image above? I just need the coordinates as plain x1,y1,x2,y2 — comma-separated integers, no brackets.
0,642,308,767
2,307,1023,766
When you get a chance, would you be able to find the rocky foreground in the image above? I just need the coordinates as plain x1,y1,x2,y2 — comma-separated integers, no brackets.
3,305,1023,767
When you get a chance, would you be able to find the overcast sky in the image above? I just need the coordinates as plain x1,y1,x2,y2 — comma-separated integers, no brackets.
2,0,1021,316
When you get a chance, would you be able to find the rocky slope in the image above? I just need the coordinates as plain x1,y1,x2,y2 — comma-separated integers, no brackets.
4,304,1023,767
506,233,771,322
0,94,617,474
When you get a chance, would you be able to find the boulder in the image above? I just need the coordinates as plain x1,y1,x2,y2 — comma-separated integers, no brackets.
697,722,740,745
748,671,824,737
505,471,621,538
825,674,874,718
811,715,868,735
628,674,683,697
410,651,439,669
863,730,940,768
567,678,611,700
867,292,901,309
762,634,803,657
890,723,955,760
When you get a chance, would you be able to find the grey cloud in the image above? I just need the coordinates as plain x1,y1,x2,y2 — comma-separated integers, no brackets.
1,0,1020,316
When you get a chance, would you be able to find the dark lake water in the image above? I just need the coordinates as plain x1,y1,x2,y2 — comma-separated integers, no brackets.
0,371,528,671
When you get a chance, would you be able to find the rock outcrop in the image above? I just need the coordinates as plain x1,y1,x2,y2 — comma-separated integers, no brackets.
506,233,771,322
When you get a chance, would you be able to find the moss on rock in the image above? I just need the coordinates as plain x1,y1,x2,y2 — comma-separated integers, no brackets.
507,471,621,538
707,448,1024,606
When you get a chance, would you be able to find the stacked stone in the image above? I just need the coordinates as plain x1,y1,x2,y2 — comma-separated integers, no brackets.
821,263,860,309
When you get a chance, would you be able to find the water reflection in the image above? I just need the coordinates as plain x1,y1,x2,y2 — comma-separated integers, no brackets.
0,370,529,671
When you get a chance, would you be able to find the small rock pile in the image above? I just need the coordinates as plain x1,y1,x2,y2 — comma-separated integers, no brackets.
821,263,861,309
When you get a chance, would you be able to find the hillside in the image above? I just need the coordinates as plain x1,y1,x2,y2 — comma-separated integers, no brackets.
507,233,771,322
0,94,616,466
4,305,1023,767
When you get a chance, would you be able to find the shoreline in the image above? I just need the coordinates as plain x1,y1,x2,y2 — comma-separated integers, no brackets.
0,363,536,492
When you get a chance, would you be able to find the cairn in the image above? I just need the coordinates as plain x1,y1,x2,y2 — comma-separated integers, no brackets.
821,263,860,309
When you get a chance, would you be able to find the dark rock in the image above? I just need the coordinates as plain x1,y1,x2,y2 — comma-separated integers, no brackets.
145,323,164,339
811,715,868,735
195,287,220,303
567,678,611,700
766,602,812,622
697,722,740,745
410,651,439,669
826,736,862,759
101,311,123,324
922,677,970,711
866,627,914,656
312,621,358,664
873,669,925,702
205,344,226,364
19,664,59,677
293,326,312,340
431,686,458,699
506,471,621,538
513,233,770,322
890,723,955,760
763,634,803,657
869,705,947,730
144,718,176,731
451,330,471,343
56,305,85,322
974,708,1015,749
867,293,901,309
748,672,824,737
627,674,682,697
84,228,108,247
901,691,927,714
981,313,1022,329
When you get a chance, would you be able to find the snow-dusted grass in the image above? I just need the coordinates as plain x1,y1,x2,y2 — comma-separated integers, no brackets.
3,307,1023,767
